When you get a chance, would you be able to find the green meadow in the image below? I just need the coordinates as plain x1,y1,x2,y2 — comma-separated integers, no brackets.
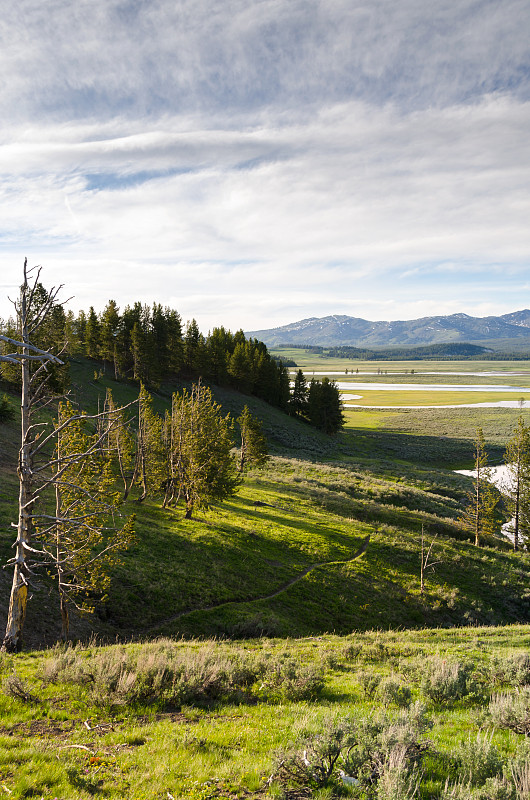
2,353,530,797
3,627,530,798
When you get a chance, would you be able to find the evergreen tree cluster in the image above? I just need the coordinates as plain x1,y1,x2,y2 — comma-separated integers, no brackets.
289,369,344,434
24,299,292,410
0,283,70,393
120,385,267,519
461,419,530,551
1,292,346,434
296,343,490,360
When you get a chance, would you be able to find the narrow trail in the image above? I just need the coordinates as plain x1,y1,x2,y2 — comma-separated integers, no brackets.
145,535,370,634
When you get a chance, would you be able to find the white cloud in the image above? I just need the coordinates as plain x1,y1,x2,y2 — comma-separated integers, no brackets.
1,2,530,331
2,0,530,121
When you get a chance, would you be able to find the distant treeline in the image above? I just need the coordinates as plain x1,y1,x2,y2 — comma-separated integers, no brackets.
278,342,530,361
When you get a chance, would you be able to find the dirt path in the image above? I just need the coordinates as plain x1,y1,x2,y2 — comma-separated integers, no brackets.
146,534,370,633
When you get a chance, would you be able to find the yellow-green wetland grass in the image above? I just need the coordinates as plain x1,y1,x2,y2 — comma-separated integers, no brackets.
276,349,530,440
342,389,530,408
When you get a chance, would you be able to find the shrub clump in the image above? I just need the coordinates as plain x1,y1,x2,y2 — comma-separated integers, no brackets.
254,653,324,702
490,653,530,687
273,701,431,795
421,657,482,705
440,777,515,800
360,641,390,663
42,641,324,709
489,689,530,734
376,745,421,800
356,670,382,698
452,732,504,785
2,672,39,703
0,394,14,423
342,642,362,661
376,675,412,708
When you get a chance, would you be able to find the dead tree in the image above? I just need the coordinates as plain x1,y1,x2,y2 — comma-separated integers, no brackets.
0,261,134,650
38,401,135,640
0,261,65,651
420,526,441,595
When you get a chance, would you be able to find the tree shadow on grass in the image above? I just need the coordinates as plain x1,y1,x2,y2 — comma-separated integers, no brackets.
223,495,369,553
340,427,505,469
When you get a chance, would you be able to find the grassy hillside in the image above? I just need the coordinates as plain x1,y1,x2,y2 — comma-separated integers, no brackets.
1,357,530,648
4,357,530,798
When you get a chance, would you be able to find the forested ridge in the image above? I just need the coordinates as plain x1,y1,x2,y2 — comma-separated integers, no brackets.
1,295,344,434
1,298,291,408
0,272,346,650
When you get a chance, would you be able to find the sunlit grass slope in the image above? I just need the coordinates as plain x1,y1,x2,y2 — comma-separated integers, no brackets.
1,356,530,646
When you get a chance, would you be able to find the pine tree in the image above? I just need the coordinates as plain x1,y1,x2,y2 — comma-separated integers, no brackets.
165,308,184,375
100,300,120,373
289,368,308,418
130,321,150,384
48,402,135,640
307,378,322,428
462,428,499,546
184,318,201,374
168,383,240,518
307,377,344,433
253,353,278,405
136,385,166,501
0,317,22,385
104,388,137,500
228,342,251,392
64,310,83,357
1,287,69,393
206,327,231,385
504,417,530,551
84,306,101,359
277,361,291,410
237,406,268,472
0,394,14,422
37,301,70,393
319,377,345,434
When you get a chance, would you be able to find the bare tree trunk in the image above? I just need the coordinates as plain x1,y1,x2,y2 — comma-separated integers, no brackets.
54,428,69,642
2,262,135,649
184,492,193,519
137,431,148,501
4,274,32,652
420,528,425,595
60,594,69,641
475,457,481,547
238,434,246,473
514,465,520,552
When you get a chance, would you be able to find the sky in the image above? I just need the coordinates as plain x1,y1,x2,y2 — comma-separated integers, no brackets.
1,0,530,333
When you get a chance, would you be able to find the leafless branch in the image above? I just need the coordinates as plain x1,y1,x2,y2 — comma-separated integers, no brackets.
0,334,63,364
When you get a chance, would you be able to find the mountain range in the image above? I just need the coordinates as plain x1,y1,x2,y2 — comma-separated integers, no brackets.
248,310,530,349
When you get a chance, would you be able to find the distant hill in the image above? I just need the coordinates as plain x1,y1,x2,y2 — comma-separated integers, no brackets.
305,342,492,361
248,310,530,349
